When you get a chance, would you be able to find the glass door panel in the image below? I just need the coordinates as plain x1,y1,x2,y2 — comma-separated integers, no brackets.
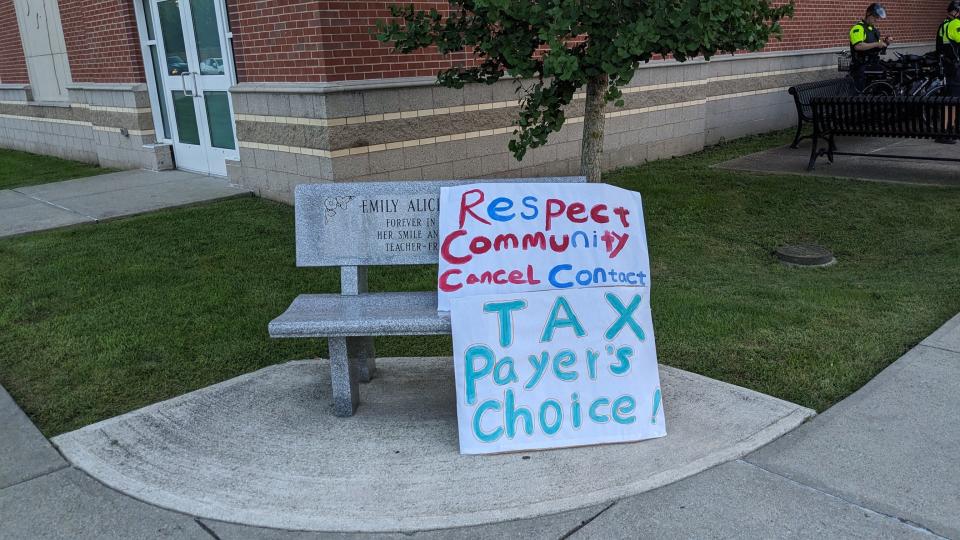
172,91,201,145
190,0,225,75
157,1,189,76
204,91,235,150
146,0,236,175
183,0,238,175
152,0,208,173
149,47,171,138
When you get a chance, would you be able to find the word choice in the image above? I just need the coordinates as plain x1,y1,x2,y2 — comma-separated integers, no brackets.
471,389,638,442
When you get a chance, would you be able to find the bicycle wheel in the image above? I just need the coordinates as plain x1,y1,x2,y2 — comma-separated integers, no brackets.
860,81,895,96
922,83,945,97
920,82,948,127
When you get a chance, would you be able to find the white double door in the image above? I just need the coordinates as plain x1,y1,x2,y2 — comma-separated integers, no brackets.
146,0,237,176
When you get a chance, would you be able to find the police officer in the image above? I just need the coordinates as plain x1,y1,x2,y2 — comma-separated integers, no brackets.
939,1,960,94
849,3,893,90
936,1,960,143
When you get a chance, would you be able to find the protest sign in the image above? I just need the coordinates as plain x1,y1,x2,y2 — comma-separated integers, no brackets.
436,183,650,312
451,286,665,454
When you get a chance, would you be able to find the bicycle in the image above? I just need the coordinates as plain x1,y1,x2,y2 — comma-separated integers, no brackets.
859,52,946,97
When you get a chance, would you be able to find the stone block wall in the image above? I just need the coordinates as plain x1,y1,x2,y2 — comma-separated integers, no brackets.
67,83,171,170
0,83,94,162
0,82,170,169
229,46,913,203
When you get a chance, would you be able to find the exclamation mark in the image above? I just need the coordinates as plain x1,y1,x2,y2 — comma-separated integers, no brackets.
651,388,661,424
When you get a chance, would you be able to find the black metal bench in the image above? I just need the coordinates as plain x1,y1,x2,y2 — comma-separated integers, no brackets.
788,77,857,148
807,96,960,170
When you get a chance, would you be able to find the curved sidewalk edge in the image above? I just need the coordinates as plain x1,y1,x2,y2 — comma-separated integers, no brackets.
51,358,813,533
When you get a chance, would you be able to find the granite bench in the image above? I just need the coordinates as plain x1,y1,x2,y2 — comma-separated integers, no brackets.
268,177,585,416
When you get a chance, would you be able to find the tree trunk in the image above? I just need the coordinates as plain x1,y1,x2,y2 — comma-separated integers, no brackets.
580,74,607,183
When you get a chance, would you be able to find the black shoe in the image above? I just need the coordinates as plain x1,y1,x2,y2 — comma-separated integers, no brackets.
934,137,957,144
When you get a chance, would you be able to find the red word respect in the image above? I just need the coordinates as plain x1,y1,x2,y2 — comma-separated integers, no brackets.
457,189,631,231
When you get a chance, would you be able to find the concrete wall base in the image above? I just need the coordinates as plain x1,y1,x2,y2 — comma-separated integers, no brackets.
0,82,162,171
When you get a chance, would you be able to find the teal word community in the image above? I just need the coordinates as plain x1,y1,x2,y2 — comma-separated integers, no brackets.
464,293,646,442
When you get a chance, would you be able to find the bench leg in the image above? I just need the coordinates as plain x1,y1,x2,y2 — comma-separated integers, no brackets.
347,336,376,383
807,133,820,171
791,120,804,149
328,337,359,417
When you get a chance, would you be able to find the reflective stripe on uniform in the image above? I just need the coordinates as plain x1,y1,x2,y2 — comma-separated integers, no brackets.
948,18,960,42
850,23,867,45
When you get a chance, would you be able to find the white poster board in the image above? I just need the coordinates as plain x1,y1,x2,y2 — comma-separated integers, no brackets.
437,183,650,312
451,286,664,454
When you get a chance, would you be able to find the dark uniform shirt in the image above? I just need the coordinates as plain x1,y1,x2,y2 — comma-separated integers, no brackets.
939,18,960,94
849,20,882,66
938,18,960,63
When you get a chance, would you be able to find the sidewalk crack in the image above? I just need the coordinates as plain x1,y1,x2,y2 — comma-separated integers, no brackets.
738,459,948,538
917,343,960,356
194,519,223,540
0,463,70,491
558,501,616,539
10,188,99,222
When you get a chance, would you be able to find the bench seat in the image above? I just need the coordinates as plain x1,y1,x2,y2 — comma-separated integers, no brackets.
269,291,451,338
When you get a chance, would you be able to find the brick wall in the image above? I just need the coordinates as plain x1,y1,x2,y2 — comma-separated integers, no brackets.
0,0,28,84
59,0,145,83
228,0,471,82
1,0,948,86
771,0,944,51
227,0,944,83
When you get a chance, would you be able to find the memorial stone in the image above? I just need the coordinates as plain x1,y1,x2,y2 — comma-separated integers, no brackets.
276,177,586,416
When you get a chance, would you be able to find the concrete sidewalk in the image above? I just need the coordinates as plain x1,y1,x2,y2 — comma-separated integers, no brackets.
0,169,251,238
716,137,960,187
573,320,960,539
2,314,958,539
49,361,813,532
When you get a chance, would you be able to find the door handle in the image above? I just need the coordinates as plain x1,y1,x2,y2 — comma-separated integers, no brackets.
180,72,193,97
192,72,201,98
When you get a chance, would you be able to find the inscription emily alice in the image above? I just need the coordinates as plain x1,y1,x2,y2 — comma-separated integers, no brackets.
296,180,583,268
359,197,441,254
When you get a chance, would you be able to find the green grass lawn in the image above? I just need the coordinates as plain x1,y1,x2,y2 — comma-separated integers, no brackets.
0,148,111,190
2,131,959,436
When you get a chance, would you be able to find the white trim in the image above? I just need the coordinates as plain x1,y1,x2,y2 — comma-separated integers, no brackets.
236,99,707,159
0,113,89,126
93,125,156,136
705,87,790,101
64,82,148,91
234,65,833,127
132,0,169,142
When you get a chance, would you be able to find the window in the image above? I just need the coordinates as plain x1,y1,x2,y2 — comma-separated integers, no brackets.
14,0,71,103
140,0,171,139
